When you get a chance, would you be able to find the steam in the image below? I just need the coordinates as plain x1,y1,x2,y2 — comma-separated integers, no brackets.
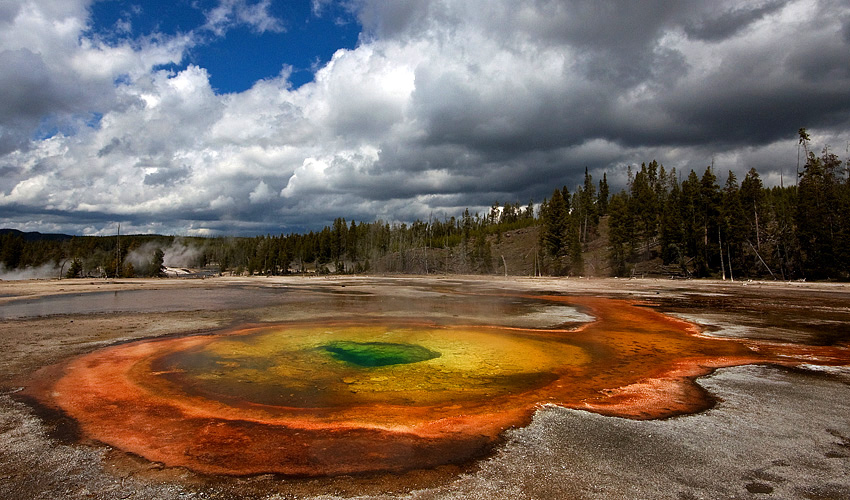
0,263,61,280
125,243,159,269
125,239,205,270
162,239,204,268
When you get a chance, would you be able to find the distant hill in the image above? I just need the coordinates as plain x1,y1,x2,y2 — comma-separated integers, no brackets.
0,228,74,242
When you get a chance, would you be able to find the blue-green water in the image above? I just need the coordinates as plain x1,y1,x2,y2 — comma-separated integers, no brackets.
321,341,441,367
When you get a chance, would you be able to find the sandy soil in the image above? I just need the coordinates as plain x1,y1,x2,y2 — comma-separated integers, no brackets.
1,276,849,499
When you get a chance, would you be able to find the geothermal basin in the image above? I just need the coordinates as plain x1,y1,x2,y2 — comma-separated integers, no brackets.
2,276,850,499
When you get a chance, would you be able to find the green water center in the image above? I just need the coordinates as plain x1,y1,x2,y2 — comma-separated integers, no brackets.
321,341,441,367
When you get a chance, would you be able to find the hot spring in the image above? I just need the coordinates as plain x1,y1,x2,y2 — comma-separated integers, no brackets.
26,291,849,476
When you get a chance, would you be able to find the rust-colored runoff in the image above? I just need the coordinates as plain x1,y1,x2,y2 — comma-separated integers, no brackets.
27,296,849,476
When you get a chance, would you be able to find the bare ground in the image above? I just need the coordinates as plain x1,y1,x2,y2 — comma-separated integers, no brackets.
1,276,849,499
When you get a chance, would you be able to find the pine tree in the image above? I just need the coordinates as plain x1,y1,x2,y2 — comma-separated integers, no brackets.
0,233,24,269
629,163,658,258
721,171,747,279
698,166,721,276
767,186,799,279
597,173,609,216
796,148,844,278
680,170,702,275
578,167,598,244
151,249,166,277
66,258,83,278
568,191,584,274
659,179,685,269
739,168,765,275
541,188,569,259
607,192,632,276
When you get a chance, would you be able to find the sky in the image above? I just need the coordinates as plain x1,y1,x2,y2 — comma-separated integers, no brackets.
1,0,849,236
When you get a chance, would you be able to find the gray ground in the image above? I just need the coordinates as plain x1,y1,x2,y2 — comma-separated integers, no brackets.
1,276,848,499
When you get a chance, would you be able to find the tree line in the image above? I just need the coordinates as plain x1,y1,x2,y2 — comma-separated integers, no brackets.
0,201,537,278
2,133,848,280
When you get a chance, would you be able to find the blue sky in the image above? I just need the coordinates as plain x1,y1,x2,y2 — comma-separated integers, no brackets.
1,0,849,236
87,0,361,91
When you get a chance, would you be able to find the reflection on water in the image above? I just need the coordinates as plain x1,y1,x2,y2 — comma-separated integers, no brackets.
0,288,286,319
0,286,593,329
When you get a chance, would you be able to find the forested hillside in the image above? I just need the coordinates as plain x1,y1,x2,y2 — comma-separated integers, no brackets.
2,141,848,280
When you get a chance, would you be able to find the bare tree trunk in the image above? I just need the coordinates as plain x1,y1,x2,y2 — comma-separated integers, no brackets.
718,227,726,280
115,224,121,279
754,200,761,252
423,233,428,275
749,241,777,280
727,243,734,281
583,214,588,243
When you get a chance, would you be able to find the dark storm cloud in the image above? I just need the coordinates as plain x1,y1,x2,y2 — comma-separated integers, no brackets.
387,0,850,163
521,1,697,87
373,0,847,167
0,48,111,153
683,1,788,41
0,49,59,119
843,14,850,42
657,81,850,148
410,64,597,153
0,0,21,23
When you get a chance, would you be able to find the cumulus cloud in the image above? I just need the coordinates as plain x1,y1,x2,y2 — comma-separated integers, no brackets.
203,0,285,36
1,0,849,235
0,0,190,154
249,180,274,203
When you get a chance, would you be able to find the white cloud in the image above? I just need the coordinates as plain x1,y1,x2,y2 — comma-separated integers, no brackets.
0,0,191,154
249,180,274,203
203,0,285,36
281,157,330,199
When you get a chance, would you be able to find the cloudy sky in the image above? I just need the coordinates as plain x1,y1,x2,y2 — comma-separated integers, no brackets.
1,0,849,236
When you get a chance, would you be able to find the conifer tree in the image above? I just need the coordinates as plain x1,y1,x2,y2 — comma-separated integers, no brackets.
151,248,166,277
740,168,765,274
578,168,598,244
720,171,747,278
796,148,845,278
698,167,721,276
659,178,685,269
680,170,702,274
597,173,609,216
629,163,658,258
541,188,569,259
607,192,632,276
